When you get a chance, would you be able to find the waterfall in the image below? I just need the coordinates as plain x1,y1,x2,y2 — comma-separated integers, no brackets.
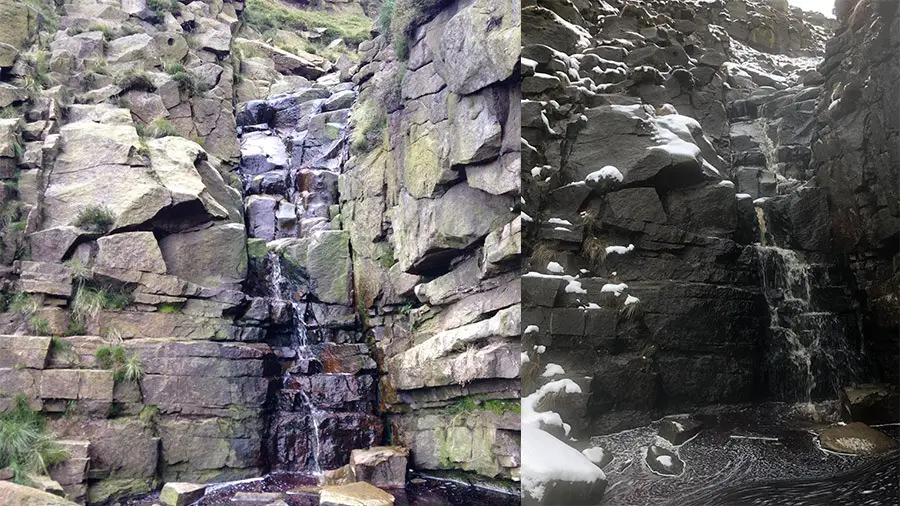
756,243,866,408
267,252,324,474
754,206,768,246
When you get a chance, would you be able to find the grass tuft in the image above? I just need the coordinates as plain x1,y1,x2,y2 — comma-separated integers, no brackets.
582,236,607,270
0,396,69,482
71,286,131,325
72,205,115,234
29,315,50,336
149,117,179,138
9,293,40,316
156,303,182,314
95,346,144,383
147,0,182,20
164,61,208,95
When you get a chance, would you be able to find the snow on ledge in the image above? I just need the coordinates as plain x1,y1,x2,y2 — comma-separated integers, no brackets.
522,427,606,502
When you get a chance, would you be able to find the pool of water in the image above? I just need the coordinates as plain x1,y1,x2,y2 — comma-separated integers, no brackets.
589,402,899,505
129,473,519,506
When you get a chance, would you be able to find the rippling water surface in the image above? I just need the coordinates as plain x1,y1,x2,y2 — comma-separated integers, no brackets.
591,403,899,506
124,473,519,506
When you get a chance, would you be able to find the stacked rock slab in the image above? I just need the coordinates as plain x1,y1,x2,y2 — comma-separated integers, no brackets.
235,82,384,473
0,0,281,502
340,0,522,480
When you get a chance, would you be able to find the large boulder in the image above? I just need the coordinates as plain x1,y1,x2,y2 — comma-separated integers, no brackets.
160,482,207,506
565,106,718,187
319,482,395,506
522,427,606,505
431,0,520,95
389,306,519,390
96,232,167,274
106,33,156,63
393,183,515,273
43,109,239,231
349,446,409,489
819,423,899,455
522,6,590,55
159,224,248,290
0,481,77,506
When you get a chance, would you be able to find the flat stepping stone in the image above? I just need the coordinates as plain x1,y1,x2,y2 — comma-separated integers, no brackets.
819,422,899,455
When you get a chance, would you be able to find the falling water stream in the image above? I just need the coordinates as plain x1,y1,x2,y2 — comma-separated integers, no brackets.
268,252,324,474
753,207,866,408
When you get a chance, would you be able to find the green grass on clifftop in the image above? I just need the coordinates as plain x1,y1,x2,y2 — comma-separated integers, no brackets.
243,0,372,46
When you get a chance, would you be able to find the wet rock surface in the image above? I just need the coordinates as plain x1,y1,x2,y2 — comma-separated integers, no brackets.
819,422,899,455
811,0,900,383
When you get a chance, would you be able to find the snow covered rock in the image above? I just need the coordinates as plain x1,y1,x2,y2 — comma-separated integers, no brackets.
582,446,613,468
645,445,684,476
522,427,607,505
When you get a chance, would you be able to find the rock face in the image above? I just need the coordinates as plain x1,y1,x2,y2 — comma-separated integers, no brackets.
0,0,275,501
811,0,900,383
339,0,522,481
520,0,882,477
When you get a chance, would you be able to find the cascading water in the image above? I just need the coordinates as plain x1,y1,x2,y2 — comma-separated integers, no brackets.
237,85,384,477
267,252,324,473
753,209,866,408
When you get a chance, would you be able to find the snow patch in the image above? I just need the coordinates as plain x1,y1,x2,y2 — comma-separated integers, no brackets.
565,279,588,294
522,428,605,502
547,262,565,274
585,165,624,184
606,244,635,255
601,283,628,296
542,363,566,377
582,446,608,465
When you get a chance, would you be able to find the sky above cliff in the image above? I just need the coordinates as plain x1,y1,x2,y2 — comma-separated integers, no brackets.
789,0,835,17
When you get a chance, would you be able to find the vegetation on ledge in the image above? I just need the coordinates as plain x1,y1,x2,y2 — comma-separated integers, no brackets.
243,0,372,46
0,396,69,484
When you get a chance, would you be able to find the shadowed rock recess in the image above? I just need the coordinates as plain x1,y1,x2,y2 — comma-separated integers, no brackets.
0,0,519,503
520,0,897,504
